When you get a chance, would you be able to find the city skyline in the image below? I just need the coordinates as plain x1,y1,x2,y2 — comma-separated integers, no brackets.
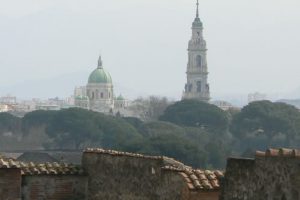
0,0,300,104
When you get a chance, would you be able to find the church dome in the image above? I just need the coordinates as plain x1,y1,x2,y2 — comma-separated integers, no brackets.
88,68,112,84
116,94,125,100
88,56,112,84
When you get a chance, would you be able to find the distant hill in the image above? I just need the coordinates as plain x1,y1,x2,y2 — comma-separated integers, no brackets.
0,71,88,99
0,71,144,100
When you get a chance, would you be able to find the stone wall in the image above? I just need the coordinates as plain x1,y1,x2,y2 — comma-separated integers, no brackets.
158,170,190,200
0,168,21,200
189,192,220,200
22,175,88,200
83,151,185,200
221,148,300,200
1,149,223,200
161,171,220,200
83,149,223,200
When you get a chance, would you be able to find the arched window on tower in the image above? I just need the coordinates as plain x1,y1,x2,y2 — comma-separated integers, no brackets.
101,93,104,99
92,92,95,100
196,55,202,67
197,81,202,92
96,90,99,99
188,84,193,92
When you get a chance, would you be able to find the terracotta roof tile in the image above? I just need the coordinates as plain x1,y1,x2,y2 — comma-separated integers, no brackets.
193,180,201,189
256,148,300,159
211,179,219,188
0,159,9,168
199,174,207,180
84,148,163,160
214,170,224,178
84,148,188,170
162,166,224,191
0,156,83,176
266,148,280,157
255,151,266,157
184,177,192,183
179,172,188,178
187,183,195,190
292,149,300,158
190,174,198,180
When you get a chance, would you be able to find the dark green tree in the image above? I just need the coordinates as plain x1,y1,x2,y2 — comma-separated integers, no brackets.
22,110,56,134
159,99,229,133
127,121,208,168
231,101,300,148
45,108,142,150
0,113,21,134
45,108,102,149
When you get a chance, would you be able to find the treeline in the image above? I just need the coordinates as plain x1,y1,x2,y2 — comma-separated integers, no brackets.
1,99,300,169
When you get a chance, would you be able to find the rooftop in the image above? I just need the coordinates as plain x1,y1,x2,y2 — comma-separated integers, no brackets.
162,166,223,191
84,148,186,168
255,148,300,158
0,155,83,176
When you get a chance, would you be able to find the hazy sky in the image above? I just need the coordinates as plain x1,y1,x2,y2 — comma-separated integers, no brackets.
0,0,300,102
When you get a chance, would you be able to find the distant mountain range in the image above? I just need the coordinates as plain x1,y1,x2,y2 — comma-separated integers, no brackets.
1,71,299,104
0,71,88,99
0,71,149,100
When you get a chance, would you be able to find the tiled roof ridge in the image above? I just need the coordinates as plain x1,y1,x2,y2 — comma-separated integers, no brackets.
0,156,83,176
85,148,177,161
84,148,191,172
255,148,300,158
162,165,224,191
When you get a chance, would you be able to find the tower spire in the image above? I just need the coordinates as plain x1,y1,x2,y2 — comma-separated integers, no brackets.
98,55,103,68
196,0,199,18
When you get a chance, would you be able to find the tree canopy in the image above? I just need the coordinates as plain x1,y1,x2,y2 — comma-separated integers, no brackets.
0,112,21,134
231,100,300,149
45,108,142,150
2,99,300,169
159,99,229,132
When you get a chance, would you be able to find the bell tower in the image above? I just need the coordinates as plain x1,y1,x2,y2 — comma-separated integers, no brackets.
182,0,210,102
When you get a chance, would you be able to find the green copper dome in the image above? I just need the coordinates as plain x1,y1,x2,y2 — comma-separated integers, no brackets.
88,68,112,84
116,94,125,100
88,56,113,84
75,95,89,100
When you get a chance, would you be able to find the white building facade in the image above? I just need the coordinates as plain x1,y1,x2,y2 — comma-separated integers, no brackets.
74,56,128,114
248,92,267,103
182,0,210,102
86,56,114,113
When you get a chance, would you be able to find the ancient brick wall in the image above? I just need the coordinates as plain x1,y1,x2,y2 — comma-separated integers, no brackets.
220,158,256,200
21,175,88,200
83,151,176,200
160,171,220,200
83,150,222,200
221,149,300,200
1,149,222,200
191,192,220,200
0,168,22,200
158,170,190,200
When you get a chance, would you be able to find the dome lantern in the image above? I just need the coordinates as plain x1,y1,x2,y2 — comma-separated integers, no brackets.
98,55,103,69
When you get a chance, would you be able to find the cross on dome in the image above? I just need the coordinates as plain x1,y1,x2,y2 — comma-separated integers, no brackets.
98,55,103,68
